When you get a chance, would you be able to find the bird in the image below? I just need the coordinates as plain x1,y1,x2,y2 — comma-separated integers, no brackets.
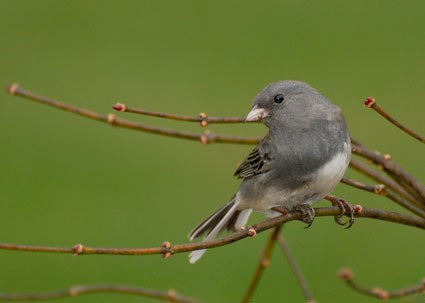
188,80,351,264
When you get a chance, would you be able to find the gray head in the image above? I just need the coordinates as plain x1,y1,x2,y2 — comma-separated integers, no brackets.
246,80,341,132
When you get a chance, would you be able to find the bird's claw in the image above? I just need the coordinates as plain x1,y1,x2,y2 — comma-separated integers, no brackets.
325,195,355,228
292,204,315,228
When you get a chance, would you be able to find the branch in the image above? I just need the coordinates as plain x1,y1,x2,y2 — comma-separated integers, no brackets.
112,102,256,126
338,268,425,300
351,142,425,203
6,84,260,145
278,234,316,303
341,177,425,218
348,158,419,207
241,226,282,303
0,206,424,257
0,284,200,303
364,97,425,144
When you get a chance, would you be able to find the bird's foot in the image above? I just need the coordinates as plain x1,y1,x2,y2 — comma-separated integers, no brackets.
292,204,315,228
324,195,355,228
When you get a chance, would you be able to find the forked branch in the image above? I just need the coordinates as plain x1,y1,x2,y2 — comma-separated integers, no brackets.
6,84,260,145
5,83,425,303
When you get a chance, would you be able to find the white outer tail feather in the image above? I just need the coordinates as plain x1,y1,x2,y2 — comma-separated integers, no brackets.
234,208,252,230
189,202,240,264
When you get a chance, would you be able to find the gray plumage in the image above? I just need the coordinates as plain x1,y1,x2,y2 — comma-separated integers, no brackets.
188,80,351,263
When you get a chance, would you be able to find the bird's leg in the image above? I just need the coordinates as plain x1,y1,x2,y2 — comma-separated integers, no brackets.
324,195,355,228
292,204,315,228
271,206,288,215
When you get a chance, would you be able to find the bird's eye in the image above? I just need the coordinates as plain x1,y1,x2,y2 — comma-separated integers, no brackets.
274,94,285,104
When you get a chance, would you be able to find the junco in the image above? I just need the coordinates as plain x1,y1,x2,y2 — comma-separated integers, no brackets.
188,80,351,263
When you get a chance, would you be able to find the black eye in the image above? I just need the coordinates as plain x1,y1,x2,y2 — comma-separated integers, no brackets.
274,94,285,104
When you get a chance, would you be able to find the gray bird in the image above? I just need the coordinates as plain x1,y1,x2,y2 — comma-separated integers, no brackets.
188,80,351,263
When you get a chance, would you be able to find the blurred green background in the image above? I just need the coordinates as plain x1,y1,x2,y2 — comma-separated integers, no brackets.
1,1,424,302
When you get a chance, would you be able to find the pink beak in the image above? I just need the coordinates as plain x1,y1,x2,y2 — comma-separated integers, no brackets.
246,105,269,121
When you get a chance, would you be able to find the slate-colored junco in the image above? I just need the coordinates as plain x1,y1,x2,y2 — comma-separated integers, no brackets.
188,80,351,263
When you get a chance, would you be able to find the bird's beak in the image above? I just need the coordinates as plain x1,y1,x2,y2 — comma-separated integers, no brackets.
246,105,269,121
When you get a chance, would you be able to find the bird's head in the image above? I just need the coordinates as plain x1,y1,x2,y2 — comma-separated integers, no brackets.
246,80,337,131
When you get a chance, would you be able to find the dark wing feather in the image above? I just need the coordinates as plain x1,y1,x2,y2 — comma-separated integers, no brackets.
234,141,273,179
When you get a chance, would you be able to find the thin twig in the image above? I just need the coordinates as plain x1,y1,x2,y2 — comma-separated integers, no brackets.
349,158,419,207
6,84,261,145
241,226,282,303
341,177,425,218
338,268,425,300
364,97,425,143
0,284,200,302
112,102,256,126
0,206,424,257
278,234,316,303
351,142,425,203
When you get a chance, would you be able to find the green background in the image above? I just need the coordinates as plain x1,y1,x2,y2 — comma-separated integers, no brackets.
1,1,424,302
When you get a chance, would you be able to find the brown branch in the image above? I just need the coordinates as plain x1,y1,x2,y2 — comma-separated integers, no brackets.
351,142,425,203
364,97,425,144
341,177,425,218
0,284,200,302
112,102,256,126
241,226,282,303
0,206,424,257
348,158,419,207
278,234,316,303
6,84,260,145
338,268,425,300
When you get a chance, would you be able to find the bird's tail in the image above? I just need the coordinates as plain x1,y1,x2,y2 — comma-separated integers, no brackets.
188,196,252,264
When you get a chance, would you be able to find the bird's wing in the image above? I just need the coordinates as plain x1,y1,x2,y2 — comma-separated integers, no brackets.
234,140,273,179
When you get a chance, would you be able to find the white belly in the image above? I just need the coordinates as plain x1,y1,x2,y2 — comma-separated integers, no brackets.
308,141,351,201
